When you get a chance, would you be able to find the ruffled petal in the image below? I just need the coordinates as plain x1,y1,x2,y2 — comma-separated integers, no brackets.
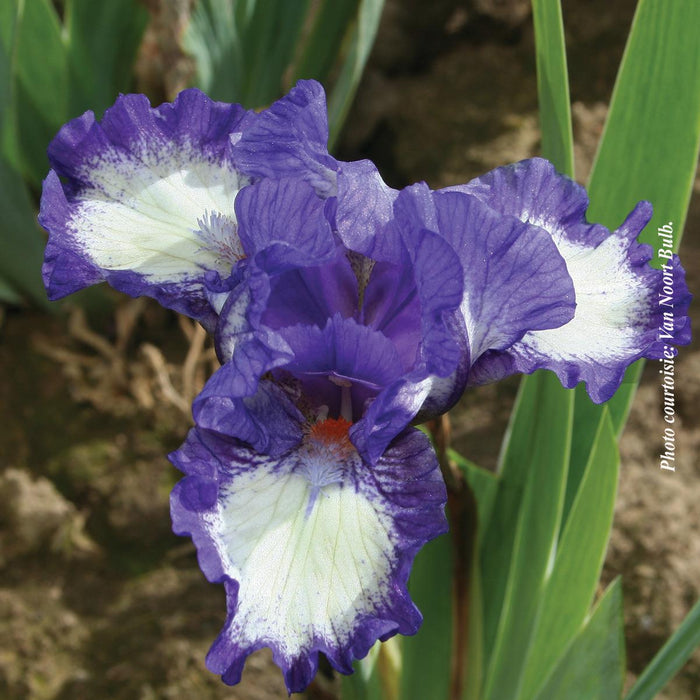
459,159,692,402
402,226,465,377
278,313,404,421
40,89,251,325
235,177,336,274
453,157,598,246
396,182,575,364
334,159,400,260
197,271,300,456
170,424,447,694
370,182,573,427
350,371,436,465
232,79,338,197
193,370,303,458
263,251,360,330
362,256,422,370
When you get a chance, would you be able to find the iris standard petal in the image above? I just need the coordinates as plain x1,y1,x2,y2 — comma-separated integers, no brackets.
278,313,404,421
232,79,338,197
235,177,336,274
432,187,576,359
334,159,400,260
263,252,360,330
396,182,576,365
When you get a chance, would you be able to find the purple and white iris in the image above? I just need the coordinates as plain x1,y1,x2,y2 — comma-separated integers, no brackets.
40,79,691,693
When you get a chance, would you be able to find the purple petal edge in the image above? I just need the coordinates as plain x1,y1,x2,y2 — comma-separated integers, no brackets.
169,426,447,693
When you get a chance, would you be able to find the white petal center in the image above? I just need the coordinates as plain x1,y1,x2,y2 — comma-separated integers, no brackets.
521,234,651,362
70,143,248,281
207,452,395,659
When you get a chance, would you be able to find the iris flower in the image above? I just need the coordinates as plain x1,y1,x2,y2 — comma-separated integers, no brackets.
40,80,690,693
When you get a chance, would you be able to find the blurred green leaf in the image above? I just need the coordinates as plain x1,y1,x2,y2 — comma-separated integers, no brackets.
0,274,22,304
560,387,606,531
0,156,50,307
187,0,310,108
519,409,619,699
341,660,382,700
0,0,22,170
12,0,68,186
64,0,148,116
327,0,385,148
399,533,453,700
461,546,484,700
342,640,397,700
625,596,700,700
452,452,499,545
242,0,311,107
531,579,625,700
293,0,359,85
401,453,495,700
0,0,49,307
588,0,700,246
185,0,247,102
532,0,573,177
186,0,384,143
481,371,573,700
